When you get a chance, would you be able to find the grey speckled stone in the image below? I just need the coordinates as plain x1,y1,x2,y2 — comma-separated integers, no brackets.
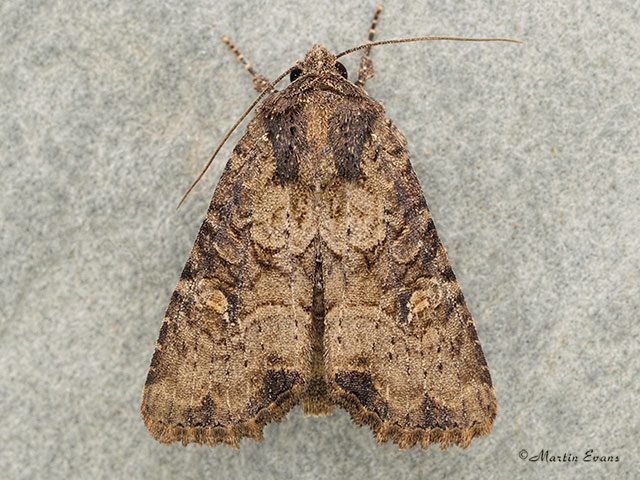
1,1,637,479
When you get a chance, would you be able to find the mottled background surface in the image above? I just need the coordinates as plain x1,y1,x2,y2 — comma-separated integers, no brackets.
1,1,637,479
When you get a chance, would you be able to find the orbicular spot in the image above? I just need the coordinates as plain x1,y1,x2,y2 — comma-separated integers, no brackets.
205,288,227,314
407,281,444,323
261,369,299,404
195,279,238,323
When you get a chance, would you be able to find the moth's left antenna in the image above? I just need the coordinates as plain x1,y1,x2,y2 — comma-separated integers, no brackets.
177,44,295,210
221,36,271,93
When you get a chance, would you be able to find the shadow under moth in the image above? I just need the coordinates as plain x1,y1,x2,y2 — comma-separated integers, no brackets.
142,6,516,450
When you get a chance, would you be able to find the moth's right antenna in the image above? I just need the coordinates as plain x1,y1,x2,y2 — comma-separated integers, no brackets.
355,5,384,87
337,35,521,59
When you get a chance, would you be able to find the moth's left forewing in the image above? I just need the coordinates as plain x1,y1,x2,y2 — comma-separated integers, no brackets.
322,107,496,450
141,110,316,448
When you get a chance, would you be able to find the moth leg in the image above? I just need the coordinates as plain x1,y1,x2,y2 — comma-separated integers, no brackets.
221,36,271,93
355,5,383,87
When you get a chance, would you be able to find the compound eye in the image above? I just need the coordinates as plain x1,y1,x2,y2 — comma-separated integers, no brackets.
335,61,348,79
290,68,303,82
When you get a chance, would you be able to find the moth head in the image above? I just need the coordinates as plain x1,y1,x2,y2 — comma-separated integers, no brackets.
289,44,348,83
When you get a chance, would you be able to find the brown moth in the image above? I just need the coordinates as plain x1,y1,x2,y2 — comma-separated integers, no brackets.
141,6,508,450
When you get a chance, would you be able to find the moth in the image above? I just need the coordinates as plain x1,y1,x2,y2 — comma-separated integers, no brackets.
142,6,514,450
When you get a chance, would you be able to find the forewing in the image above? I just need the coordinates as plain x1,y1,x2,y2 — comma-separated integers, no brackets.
141,116,317,447
322,115,496,449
